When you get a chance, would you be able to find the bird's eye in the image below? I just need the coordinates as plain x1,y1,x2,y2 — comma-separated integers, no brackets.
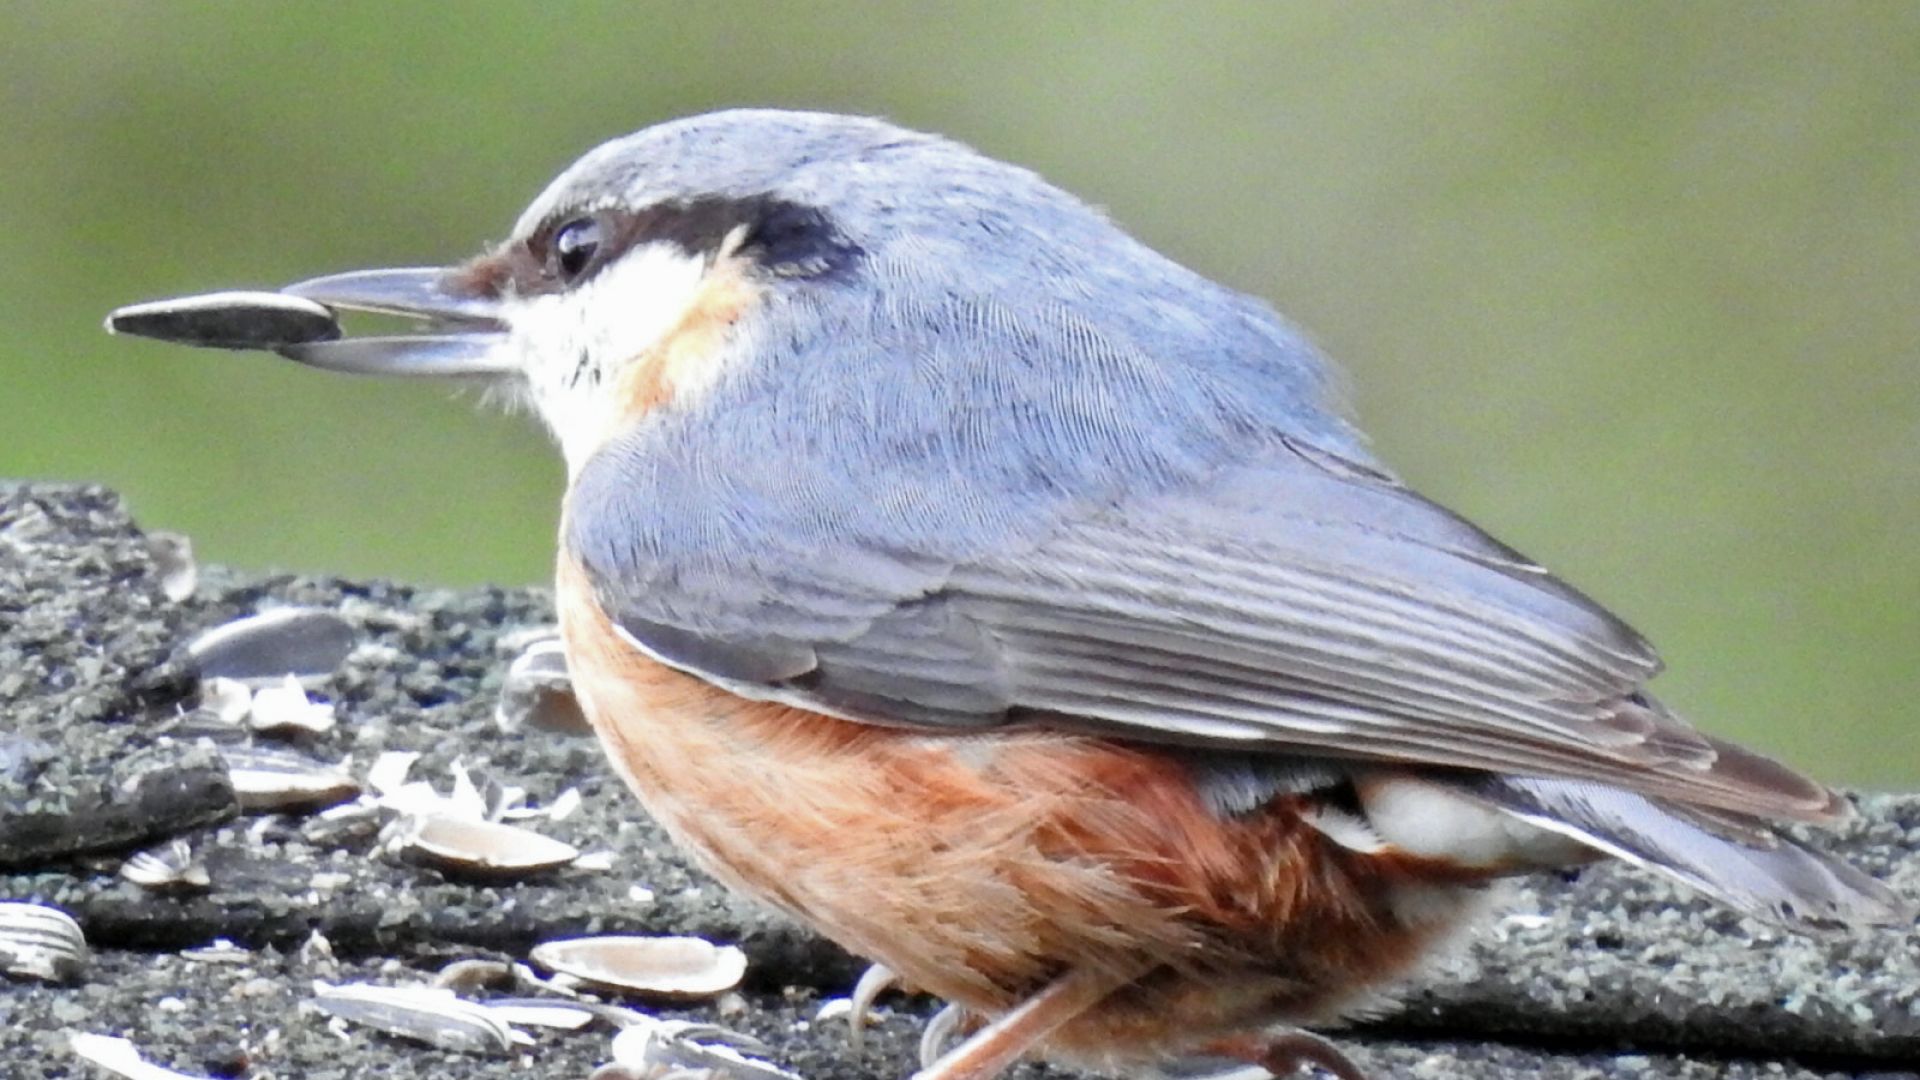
551,216,604,281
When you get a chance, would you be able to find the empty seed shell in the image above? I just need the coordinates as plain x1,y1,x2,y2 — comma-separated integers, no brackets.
186,607,355,682
0,902,88,983
197,677,253,726
68,1033,214,1080
531,936,746,1000
105,291,342,350
119,839,211,892
545,786,584,822
221,744,360,812
300,799,382,845
610,1020,797,1080
247,675,336,735
364,750,421,796
495,637,590,735
399,813,579,878
481,999,597,1031
309,982,522,1055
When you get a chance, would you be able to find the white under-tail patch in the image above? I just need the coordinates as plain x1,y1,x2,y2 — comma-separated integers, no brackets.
1359,776,1591,869
1304,783,1506,930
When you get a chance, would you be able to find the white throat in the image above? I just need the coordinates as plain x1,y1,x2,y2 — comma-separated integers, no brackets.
503,242,715,475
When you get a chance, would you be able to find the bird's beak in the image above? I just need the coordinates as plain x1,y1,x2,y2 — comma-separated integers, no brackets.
106,267,518,378
276,268,513,376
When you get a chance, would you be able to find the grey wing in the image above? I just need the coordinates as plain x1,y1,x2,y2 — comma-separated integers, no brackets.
569,429,1839,825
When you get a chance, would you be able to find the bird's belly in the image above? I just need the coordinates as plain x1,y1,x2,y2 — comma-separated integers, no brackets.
555,564,1481,1061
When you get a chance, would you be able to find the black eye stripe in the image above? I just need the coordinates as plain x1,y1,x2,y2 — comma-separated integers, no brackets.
596,195,856,270
453,194,863,301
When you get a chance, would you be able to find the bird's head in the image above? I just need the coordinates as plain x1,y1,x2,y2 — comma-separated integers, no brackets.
273,110,1110,472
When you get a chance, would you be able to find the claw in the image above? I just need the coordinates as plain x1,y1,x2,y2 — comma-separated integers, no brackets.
1206,1030,1369,1080
916,1003,963,1072
1265,1032,1367,1080
847,963,898,1053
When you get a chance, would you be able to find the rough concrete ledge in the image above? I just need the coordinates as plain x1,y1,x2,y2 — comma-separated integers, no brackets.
2,482,1915,1080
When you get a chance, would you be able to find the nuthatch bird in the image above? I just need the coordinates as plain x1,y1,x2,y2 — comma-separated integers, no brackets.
109,110,1905,1080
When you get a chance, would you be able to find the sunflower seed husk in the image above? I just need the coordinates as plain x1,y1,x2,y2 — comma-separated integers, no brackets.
398,813,579,878
531,936,745,999
300,799,382,845
496,637,589,735
447,759,488,819
221,744,359,812
247,675,336,735
186,607,354,682
364,750,421,795
482,999,598,1031
119,839,211,892
309,982,524,1055
68,1033,214,1080
197,677,253,726
105,291,342,350
609,1019,797,1080
573,850,617,872
0,902,88,983
545,786,583,822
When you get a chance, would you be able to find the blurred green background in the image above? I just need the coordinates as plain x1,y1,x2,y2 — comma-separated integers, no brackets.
3,3,1915,785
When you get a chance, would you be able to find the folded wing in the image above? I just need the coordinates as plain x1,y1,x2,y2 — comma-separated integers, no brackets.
571,427,1842,826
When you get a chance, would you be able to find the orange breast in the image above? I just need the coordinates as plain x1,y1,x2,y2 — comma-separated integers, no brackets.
554,554,1482,1063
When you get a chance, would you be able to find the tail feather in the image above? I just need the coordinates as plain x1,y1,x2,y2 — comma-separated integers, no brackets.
1464,775,1909,928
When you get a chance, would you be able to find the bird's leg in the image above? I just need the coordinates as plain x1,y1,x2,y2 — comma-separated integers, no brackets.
910,967,1133,1080
1204,1030,1369,1080
848,963,901,1052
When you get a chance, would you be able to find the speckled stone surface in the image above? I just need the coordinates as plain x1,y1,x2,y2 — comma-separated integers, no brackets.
1,483,1915,1080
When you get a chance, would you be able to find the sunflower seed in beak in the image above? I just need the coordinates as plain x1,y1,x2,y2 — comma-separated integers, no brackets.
106,291,341,351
